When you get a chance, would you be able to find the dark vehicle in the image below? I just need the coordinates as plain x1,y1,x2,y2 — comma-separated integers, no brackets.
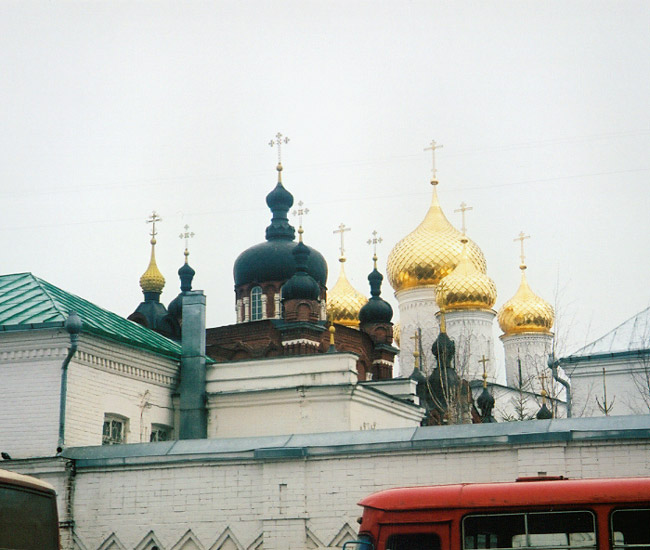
0,468,59,550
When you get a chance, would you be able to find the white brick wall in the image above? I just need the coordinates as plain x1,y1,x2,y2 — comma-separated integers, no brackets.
12,436,644,550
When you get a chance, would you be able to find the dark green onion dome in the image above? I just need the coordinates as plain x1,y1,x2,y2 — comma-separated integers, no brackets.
168,261,195,318
282,241,321,301
233,171,327,287
359,268,393,324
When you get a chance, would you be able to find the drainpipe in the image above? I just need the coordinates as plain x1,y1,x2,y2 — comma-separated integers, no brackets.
179,291,207,439
57,312,82,453
548,352,571,418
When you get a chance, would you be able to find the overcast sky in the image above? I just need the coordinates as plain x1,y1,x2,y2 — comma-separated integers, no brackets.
1,1,648,360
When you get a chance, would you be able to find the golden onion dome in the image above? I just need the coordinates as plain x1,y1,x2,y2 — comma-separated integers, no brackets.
326,259,368,327
497,266,554,335
139,237,166,293
387,183,487,292
436,239,497,311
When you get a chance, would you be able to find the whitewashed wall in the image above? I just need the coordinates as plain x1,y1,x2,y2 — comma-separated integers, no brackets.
45,430,650,550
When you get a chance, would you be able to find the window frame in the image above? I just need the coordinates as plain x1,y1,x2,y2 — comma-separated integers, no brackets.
102,414,128,445
611,507,650,550
250,286,263,321
462,510,597,550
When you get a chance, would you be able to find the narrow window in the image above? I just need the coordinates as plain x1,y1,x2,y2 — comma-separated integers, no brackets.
251,286,263,320
387,533,440,550
102,415,127,445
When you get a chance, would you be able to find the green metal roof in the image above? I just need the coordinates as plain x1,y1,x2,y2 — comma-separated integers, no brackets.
0,273,182,360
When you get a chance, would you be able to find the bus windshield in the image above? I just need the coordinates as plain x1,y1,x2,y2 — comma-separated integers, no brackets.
0,473,59,550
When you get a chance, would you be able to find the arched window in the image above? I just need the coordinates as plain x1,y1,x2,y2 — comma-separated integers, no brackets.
251,286,263,321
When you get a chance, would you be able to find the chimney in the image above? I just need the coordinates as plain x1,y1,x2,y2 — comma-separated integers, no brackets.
179,291,207,439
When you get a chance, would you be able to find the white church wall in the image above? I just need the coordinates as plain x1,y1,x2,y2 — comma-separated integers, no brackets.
567,355,650,417
64,335,178,446
0,329,67,458
16,425,648,550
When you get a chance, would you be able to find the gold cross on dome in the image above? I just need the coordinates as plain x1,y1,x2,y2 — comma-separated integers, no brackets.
179,224,195,262
146,211,162,240
454,202,473,235
514,231,531,267
333,222,351,259
424,139,444,182
367,230,383,268
269,132,290,164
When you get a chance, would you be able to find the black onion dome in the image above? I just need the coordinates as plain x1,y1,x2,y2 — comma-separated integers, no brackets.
477,386,495,413
233,177,327,287
536,402,553,420
282,242,321,301
179,262,195,292
359,268,393,324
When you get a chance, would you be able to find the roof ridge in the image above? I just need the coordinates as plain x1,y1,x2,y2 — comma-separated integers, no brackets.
32,274,69,319
571,303,650,356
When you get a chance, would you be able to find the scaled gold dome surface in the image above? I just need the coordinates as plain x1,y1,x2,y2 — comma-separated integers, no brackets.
387,185,487,292
327,260,368,328
436,242,497,311
497,269,554,335
140,239,166,293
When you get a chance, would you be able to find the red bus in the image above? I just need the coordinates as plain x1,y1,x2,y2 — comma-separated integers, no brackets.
353,477,650,550
0,468,60,550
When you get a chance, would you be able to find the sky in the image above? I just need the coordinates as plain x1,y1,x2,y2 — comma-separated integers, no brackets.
1,1,649,361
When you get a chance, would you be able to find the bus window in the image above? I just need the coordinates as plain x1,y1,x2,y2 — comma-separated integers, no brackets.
464,511,596,550
0,484,59,550
612,509,650,550
386,533,441,550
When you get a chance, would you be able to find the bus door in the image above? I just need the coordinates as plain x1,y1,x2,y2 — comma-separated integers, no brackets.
377,521,451,550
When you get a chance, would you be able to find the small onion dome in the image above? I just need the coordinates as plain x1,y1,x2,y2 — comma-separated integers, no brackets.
536,402,553,420
387,183,486,292
431,328,455,369
359,268,393,324
282,241,321,301
168,261,195,318
234,168,327,288
327,259,368,327
497,267,554,335
436,239,497,311
477,386,495,417
393,321,401,347
140,237,165,293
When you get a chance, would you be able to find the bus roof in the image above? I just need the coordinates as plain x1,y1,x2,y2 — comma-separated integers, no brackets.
0,468,56,494
359,477,650,512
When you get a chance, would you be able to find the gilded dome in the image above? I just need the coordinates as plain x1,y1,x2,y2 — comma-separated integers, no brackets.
436,239,497,311
497,267,554,335
327,259,368,327
387,184,487,292
140,238,166,294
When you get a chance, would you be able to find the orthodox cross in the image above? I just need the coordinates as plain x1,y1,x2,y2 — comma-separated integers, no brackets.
424,139,444,182
538,372,548,403
410,331,421,370
454,202,473,235
179,224,195,262
478,355,489,388
514,231,531,267
333,222,351,259
269,132,290,164
146,211,162,242
367,230,383,268
292,201,309,241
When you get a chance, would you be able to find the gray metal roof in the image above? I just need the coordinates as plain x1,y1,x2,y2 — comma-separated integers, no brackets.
569,305,650,358
62,414,650,468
